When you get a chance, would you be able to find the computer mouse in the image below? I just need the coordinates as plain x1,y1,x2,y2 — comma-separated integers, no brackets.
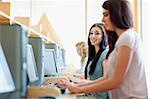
54,83,66,94
59,87,66,94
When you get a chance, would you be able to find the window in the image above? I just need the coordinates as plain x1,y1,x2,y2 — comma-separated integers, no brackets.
140,0,150,97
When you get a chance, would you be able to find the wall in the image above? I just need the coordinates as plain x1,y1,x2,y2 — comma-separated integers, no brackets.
30,0,86,69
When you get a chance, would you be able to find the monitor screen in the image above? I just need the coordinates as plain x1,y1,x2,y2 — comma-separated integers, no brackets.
44,49,58,76
27,44,38,83
0,44,15,94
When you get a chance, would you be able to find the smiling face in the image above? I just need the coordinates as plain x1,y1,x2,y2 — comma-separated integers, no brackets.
102,9,115,31
89,27,102,47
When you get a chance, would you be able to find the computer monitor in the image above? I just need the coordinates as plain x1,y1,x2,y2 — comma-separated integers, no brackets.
57,48,63,69
59,48,67,67
27,44,38,83
0,44,15,94
29,37,45,86
0,24,27,98
45,43,62,69
44,49,58,76
45,43,60,60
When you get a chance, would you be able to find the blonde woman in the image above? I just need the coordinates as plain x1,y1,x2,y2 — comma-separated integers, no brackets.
75,41,88,75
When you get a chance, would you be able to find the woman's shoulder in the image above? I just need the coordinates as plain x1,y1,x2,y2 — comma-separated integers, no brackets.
97,48,109,62
101,48,109,57
103,48,109,53
116,28,137,49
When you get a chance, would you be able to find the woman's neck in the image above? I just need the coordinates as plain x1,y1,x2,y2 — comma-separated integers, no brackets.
94,46,100,53
115,28,128,37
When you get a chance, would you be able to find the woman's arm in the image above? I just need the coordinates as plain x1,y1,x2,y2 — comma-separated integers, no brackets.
79,46,132,93
65,46,133,94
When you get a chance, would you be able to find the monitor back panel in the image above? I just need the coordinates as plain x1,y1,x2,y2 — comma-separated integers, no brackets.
29,37,45,86
0,24,28,98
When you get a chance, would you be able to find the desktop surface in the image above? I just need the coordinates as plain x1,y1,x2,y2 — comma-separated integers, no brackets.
27,64,96,99
56,94,96,99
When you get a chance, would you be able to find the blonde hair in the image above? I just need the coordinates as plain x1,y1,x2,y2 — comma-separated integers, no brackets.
76,41,88,65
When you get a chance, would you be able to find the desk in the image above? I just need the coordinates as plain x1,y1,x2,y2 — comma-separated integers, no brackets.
56,94,96,99
27,67,92,99
27,81,96,99
44,66,76,84
27,86,61,98
26,93,96,99
44,76,67,85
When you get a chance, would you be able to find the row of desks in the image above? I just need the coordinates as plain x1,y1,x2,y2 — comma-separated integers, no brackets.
26,67,96,99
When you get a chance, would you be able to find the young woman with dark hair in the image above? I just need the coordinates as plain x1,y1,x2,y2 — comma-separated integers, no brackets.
69,23,109,98
84,23,107,80
85,23,108,98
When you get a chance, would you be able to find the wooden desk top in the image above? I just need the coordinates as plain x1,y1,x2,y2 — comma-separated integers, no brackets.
56,94,96,99
27,94,96,99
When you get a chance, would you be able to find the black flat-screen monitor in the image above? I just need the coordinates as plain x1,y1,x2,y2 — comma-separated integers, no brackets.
0,44,15,94
27,44,38,83
44,49,58,76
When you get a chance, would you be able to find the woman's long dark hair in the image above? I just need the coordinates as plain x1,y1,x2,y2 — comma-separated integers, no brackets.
84,23,107,79
102,0,133,29
105,31,118,59
102,0,132,58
